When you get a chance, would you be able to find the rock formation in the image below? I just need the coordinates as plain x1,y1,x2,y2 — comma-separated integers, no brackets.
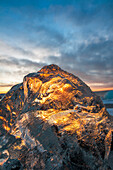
0,64,112,169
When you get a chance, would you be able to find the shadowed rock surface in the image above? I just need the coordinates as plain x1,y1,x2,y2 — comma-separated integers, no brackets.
0,64,113,169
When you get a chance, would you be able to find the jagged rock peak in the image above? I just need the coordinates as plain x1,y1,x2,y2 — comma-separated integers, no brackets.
39,64,62,73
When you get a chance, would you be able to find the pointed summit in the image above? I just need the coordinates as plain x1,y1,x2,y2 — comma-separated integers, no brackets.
39,64,62,73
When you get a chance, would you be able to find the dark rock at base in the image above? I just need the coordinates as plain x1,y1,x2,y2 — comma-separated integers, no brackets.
3,159,23,170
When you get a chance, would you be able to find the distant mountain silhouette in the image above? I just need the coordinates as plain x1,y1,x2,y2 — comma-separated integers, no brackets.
0,64,112,169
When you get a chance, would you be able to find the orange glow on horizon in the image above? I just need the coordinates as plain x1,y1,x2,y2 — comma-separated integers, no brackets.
0,86,12,94
91,87,113,92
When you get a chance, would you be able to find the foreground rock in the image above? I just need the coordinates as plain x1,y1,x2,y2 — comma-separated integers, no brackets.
0,64,113,169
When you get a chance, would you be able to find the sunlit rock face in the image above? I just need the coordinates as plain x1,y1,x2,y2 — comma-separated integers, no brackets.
0,64,112,169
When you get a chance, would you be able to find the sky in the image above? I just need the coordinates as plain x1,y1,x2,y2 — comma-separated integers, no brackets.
0,0,113,93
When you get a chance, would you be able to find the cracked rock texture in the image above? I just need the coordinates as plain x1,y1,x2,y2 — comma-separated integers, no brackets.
0,64,113,169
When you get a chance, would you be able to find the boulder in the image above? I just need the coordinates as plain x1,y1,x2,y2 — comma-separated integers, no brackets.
0,64,112,169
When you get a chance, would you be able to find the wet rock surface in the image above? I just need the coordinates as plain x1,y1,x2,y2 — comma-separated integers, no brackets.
0,64,113,169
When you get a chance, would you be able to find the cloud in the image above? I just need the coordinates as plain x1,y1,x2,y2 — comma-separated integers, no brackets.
0,55,47,70
0,39,61,62
0,55,47,84
0,0,113,90
77,38,113,72
47,36,113,90
0,84,13,87
0,40,36,59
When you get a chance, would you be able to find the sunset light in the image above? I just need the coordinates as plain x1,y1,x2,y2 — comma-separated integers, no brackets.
0,0,113,169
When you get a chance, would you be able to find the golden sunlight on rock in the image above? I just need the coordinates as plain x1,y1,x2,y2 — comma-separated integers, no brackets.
0,150,9,166
0,64,113,169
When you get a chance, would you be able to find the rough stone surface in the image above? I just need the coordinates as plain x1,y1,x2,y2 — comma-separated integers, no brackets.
0,64,113,169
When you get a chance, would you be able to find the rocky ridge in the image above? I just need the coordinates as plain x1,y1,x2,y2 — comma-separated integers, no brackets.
0,64,112,169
